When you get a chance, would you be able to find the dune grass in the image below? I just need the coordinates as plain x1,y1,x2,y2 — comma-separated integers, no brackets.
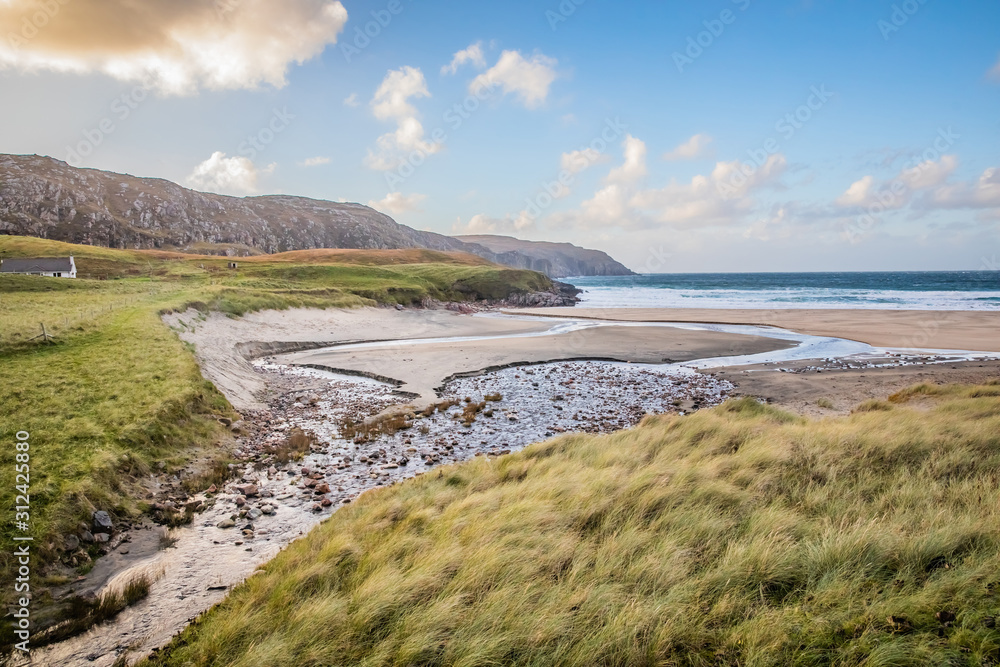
143,383,1000,666
0,235,552,645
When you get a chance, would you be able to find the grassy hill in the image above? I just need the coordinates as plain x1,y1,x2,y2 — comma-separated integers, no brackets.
141,383,1000,667
0,235,554,634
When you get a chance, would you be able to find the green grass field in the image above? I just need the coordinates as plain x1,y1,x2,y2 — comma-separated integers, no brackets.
0,236,554,615
141,383,1000,667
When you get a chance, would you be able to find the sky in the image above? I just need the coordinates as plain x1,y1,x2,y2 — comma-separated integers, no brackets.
1,0,998,273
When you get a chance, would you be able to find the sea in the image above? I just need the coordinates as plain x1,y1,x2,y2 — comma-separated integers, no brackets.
565,272,1000,311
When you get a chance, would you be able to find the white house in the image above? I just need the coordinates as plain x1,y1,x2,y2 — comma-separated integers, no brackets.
0,256,77,278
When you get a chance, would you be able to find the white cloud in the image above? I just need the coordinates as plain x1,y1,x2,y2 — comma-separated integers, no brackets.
343,92,360,107
930,166,1000,209
605,135,648,185
300,156,331,167
367,191,427,215
441,42,486,75
560,148,610,175
364,66,442,171
0,0,348,95
453,212,535,234
663,133,713,161
836,175,875,207
551,146,787,231
469,50,557,109
707,155,788,199
581,184,633,224
899,154,958,190
186,152,274,195
835,155,958,208
743,206,791,242
371,66,430,120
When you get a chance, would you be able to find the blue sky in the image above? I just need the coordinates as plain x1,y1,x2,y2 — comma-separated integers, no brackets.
1,0,998,271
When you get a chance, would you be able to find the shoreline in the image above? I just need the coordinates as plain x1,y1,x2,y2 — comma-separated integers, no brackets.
503,307,1000,353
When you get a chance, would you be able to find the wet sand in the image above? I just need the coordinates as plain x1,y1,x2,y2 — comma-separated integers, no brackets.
165,308,792,410
279,323,792,404
164,308,557,411
506,307,1000,352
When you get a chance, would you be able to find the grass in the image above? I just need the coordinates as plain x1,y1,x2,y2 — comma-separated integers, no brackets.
141,382,1000,666
0,235,553,648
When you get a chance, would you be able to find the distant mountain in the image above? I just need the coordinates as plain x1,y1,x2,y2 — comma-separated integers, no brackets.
454,235,634,278
0,154,632,278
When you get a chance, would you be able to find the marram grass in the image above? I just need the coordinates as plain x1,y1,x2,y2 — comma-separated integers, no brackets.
144,383,1000,666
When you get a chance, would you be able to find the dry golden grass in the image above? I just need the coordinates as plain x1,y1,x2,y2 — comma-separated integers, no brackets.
145,382,1000,666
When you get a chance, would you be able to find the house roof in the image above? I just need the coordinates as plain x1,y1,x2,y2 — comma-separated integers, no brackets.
0,257,74,273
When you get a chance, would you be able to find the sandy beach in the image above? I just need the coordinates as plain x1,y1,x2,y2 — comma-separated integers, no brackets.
167,305,1000,417
166,307,792,410
506,307,1000,353
278,321,791,404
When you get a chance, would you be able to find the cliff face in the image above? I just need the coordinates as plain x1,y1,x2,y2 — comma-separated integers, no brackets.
0,154,632,278
454,235,634,278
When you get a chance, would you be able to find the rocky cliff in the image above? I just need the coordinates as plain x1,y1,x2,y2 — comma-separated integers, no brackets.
0,154,632,278
455,235,634,278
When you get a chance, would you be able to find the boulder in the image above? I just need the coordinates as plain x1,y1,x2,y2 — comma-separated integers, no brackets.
81,531,95,544
93,533,110,543
64,534,80,551
92,510,113,532
216,518,236,529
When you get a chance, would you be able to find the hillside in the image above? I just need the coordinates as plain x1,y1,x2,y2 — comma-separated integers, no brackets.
143,383,1000,666
456,234,634,278
0,154,630,278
